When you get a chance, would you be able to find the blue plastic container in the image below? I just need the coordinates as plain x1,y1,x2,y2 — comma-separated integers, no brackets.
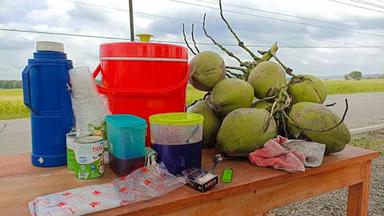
149,113,204,175
105,114,147,176
22,42,74,167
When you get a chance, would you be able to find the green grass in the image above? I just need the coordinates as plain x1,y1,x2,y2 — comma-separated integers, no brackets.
2,78,384,120
186,85,205,105
325,79,384,95
0,89,29,120
350,130,384,155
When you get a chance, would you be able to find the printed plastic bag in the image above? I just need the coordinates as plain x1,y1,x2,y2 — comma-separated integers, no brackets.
29,163,183,216
28,183,121,216
113,163,183,204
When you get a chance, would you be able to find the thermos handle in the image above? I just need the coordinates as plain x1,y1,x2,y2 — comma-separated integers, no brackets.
22,64,38,113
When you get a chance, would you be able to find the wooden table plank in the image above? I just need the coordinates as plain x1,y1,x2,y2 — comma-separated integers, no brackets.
0,145,378,216
347,161,372,216
164,161,370,216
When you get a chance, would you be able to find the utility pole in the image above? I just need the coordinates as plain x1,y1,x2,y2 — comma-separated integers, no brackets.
129,0,134,41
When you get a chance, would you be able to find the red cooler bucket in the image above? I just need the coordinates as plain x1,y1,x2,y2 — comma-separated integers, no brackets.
93,42,188,145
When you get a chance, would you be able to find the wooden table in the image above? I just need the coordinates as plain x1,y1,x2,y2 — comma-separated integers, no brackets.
0,145,378,216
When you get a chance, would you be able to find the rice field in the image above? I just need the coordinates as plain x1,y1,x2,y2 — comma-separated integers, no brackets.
0,89,30,120
1,78,384,120
325,79,384,95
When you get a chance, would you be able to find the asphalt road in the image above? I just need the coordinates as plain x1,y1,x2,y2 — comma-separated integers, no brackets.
1,92,384,156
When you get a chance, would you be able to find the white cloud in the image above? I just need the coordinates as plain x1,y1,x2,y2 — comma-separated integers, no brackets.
0,0,384,80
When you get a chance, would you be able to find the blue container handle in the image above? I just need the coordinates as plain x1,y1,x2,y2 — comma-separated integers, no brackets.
22,64,39,113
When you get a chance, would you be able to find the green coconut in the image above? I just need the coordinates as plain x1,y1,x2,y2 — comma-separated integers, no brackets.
189,51,226,91
217,108,277,157
247,61,287,99
209,78,254,118
288,75,327,103
187,100,221,148
287,102,351,153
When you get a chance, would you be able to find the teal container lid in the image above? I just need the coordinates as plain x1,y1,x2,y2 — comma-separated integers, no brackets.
149,112,204,126
105,114,147,129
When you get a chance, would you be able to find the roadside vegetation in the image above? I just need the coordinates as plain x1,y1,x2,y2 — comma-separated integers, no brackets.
350,130,384,155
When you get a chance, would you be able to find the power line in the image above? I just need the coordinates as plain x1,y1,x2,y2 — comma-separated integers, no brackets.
169,0,384,37
1,27,384,48
62,0,204,25
194,0,384,32
62,0,384,37
328,0,384,14
0,28,130,40
58,0,353,46
350,0,384,9
58,0,384,50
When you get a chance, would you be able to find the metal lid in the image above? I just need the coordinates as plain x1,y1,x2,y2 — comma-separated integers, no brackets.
75,136,103,144
36,41,64,52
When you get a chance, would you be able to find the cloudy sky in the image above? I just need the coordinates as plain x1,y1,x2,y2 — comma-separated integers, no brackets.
0,0,384,80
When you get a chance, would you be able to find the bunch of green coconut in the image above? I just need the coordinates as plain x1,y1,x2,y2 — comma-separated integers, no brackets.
187,50,351,157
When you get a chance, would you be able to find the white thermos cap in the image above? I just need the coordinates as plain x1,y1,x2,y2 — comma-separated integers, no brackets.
36,41,64,52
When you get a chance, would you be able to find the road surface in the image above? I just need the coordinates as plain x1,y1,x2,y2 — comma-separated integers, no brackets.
1,92,384,156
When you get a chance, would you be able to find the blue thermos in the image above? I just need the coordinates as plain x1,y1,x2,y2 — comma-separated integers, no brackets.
22,41,74,167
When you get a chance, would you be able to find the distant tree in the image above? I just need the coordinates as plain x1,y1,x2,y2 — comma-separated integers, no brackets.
0,80,22,89
344,71,363,80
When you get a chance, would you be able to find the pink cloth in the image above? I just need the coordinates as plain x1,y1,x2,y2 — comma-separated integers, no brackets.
249,136,306,172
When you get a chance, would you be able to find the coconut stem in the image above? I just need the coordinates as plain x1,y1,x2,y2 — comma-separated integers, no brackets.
258,42,279,62
218,0,260,61
203,92,211,100
226,69,242,78
255,95,278,103
186,98,202,110
280,112,289,137
191,24,200,53
265,86,291,135
226,66,247,73
326,102,337,107
203,13,245,66
257,50,268,55
182,23,197,55
225,71,235,78
270,52,296,77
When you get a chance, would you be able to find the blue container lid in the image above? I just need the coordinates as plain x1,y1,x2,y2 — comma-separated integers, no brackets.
105,114,147,129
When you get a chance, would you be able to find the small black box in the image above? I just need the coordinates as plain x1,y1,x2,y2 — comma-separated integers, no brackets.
180,168,218,192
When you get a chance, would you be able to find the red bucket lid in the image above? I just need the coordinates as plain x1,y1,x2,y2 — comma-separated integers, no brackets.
100,42,188,59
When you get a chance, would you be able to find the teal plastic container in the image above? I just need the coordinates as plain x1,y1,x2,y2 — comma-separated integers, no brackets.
105,114,147,176
105,114,147,159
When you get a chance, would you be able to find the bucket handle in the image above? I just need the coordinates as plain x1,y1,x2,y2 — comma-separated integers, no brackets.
92,64,109,95
92,63,189,95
